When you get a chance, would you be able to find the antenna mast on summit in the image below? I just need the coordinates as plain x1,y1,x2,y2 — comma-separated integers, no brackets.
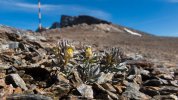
38,0,42,30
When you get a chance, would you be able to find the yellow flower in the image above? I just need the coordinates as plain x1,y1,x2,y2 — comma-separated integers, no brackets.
65,46,74,59
85,46,93,59
63,45,74,65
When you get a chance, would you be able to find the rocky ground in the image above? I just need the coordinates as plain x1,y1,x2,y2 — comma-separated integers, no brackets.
0,25,178,100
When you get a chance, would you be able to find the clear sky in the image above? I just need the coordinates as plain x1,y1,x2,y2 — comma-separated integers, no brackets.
0,0,178,37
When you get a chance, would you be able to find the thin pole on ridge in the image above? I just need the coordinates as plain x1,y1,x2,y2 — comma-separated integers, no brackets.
38,0,42,31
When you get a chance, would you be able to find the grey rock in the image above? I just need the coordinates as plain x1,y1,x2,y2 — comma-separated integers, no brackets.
123,85,151,100
96,72,114,84
23,35,37,41
159,74,174,80
129,54,143,60
125,82,140,91
170,80,178,87
159,78,169,85
9,42,19,49
6,74,28,90
6,94,52,100
23,35,46,42
140,69,150,76
6,66,18,74
0,64,10,70
77,84,93,99
0,44,9,50
116,62,128,72
127,75,135,81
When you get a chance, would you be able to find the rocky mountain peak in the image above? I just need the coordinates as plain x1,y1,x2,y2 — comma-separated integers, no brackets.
60,15,111,28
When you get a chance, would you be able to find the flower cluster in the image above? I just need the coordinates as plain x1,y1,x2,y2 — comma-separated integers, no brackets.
52,40,127,83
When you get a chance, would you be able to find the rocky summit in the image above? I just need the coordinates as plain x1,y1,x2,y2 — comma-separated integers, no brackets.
0,24,178,100
59,15,111,28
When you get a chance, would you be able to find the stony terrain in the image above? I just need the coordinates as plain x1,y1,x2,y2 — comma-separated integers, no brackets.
0,24,178,100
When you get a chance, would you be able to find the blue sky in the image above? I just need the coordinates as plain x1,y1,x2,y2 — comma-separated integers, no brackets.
0,0,178,36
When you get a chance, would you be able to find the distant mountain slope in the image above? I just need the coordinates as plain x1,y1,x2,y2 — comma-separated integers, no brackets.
43,15,178,64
